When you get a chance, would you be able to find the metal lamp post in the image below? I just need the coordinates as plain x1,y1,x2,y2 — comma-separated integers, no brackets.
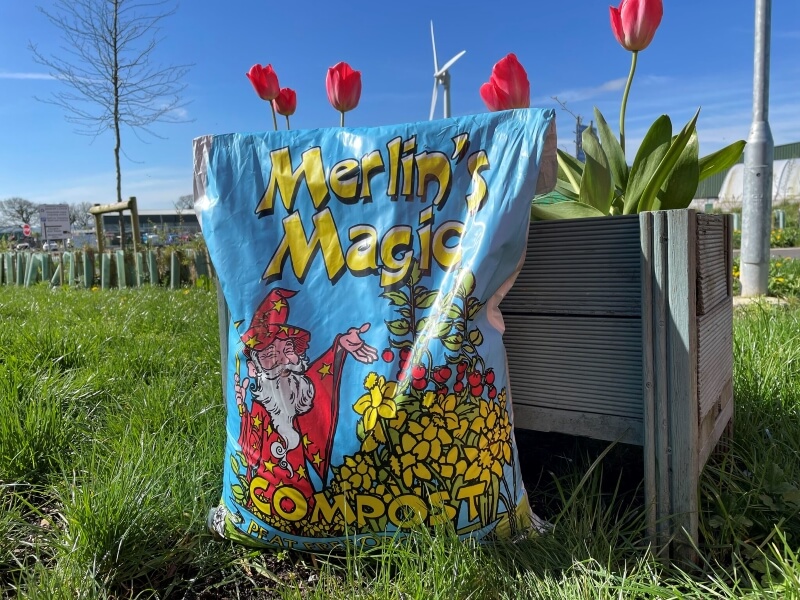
740,0,774,296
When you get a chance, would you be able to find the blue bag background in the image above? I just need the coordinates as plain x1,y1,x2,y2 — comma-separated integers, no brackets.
195,108,556,551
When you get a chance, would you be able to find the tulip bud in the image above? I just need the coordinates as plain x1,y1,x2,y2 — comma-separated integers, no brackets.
609,0,663,52
326,61,362,125
479,53,530,112
246,64,280,101
273,87,297,116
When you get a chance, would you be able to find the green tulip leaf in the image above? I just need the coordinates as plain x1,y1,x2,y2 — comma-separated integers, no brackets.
594,107,629,191
624,115,673,214
656,129,699,211
531,201,606,220
557,149,584,194
698,140,746,181
579,127,613,214
554,179,580,200
637,109,701,213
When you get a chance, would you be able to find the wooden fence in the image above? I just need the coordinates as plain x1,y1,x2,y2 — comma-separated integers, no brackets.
0,248,214,289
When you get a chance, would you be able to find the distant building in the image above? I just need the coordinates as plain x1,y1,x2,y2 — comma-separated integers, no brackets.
101,209,200,235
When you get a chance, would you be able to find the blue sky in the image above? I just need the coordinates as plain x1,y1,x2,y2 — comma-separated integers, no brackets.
1,0,799,211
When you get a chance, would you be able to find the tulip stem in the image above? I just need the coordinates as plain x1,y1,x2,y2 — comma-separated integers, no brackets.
285,115,291,130
270,103,278,131
619,50,638,155
340,111,344,127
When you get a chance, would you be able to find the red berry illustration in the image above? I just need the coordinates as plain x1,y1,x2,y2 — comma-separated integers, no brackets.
453,381,465,393
397,371,407,381
399,347,411,361
432,369,446,384
457,361,468,374
468,371,483,387
439,366,452,380
484,369,495,385
470,384,484,397
437,386,448,396
411,377,427,391
488,385,497,399
411,364,426,380
382,349,394,362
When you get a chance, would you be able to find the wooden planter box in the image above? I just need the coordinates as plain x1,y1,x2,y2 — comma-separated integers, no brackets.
502,209,734,559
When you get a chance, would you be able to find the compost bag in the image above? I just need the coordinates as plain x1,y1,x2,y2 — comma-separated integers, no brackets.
195,108,556,551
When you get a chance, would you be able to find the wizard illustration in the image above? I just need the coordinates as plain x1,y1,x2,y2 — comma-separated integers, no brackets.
233,288,378,514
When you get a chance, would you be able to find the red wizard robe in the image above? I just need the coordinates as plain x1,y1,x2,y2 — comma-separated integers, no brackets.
238,336,345,521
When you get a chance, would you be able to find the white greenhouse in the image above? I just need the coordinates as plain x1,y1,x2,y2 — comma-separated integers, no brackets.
715,158,800,209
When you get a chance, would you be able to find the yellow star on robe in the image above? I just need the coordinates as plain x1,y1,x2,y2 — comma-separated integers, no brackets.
263,460,276,473
296,466,307,480
311,452,323,466
302,434,311,448
252,415,262,428
317,363,332,378
245,336,260,348
272,299,287,312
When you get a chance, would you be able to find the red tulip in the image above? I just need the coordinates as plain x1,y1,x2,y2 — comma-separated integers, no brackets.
273,87,297,116
326,61,361,125
480,53,530,112
609,0,663,52
246,64,280,101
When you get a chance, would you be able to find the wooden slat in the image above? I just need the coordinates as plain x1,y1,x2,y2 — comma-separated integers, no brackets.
506,314,642,420
699,378,734,468
667,209,699,562
640,211,657,540
696,215,730,315
502,215,641,316
511,404,642,445
652,211,671,547
697,301,734,418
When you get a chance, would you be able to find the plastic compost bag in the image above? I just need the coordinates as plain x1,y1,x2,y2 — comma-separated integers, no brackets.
195,108,556,551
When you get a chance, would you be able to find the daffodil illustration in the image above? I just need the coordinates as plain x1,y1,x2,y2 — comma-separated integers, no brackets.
399,433,433,487
339,454,377,491
354,372,398,431
464,442,503,484
430,393,468,438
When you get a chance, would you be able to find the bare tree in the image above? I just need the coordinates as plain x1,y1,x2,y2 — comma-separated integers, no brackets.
174,194,194,216
69,201,95,229
31,0,192,205
0,198,40,227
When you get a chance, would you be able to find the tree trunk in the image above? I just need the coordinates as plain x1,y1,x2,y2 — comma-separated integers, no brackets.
113,0,122,205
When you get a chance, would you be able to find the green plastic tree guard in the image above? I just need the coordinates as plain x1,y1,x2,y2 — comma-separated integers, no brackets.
116,251,127,289
170,251,180,289
101,253,112,289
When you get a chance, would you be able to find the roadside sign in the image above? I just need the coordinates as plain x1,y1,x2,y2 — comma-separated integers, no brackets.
38,204,72,240
22,223,31,236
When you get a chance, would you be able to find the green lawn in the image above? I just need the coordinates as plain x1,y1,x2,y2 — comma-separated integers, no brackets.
2,286,800,598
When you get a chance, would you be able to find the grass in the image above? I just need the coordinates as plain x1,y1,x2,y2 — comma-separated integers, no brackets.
733,256,800,297
2,285,800,598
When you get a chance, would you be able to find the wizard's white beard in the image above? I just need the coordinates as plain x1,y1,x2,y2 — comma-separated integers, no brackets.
250,357,315,452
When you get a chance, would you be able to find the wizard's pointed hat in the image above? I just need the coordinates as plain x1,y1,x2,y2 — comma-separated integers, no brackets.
240,288,311,355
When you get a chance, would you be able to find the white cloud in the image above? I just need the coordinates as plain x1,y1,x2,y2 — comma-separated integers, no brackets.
534,77,628,105
0,72,56,81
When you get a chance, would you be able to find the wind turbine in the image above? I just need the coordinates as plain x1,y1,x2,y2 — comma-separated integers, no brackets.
429,21,466,120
